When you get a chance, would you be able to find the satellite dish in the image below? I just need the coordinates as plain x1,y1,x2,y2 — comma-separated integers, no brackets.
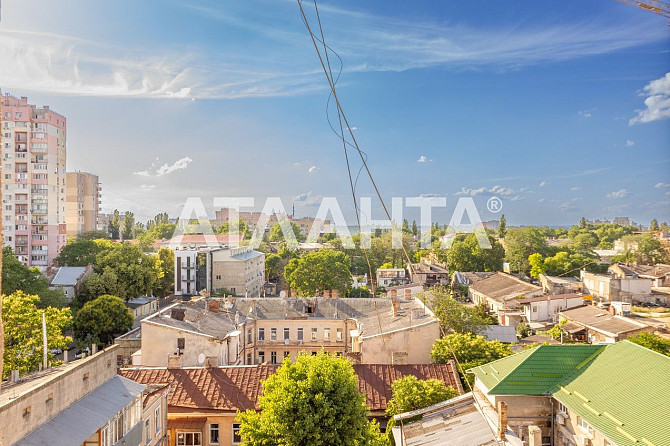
197,353,205,365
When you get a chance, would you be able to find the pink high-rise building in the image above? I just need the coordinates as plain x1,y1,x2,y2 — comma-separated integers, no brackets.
1,92,67,269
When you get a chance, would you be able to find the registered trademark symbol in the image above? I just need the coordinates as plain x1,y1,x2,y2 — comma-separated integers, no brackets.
487,196,503,213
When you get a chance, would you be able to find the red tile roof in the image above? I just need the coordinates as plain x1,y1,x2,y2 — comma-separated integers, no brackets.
119,363,462,413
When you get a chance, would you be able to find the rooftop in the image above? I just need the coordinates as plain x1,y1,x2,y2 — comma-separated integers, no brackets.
616,263,670,278
539,274,581,285
50,266,89,287
516,293,583,304
478,325,518,343
160,234,243,247
559,305,649,336
125,296,156,309
452,271,496,286
119,363,462,413
469,272,542,305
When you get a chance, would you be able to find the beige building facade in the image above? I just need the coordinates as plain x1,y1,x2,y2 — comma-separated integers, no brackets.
65,171,101,237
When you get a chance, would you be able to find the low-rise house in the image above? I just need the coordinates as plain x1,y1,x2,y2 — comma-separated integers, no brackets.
517,293,584,324
538,274,582,295
478,325,518,343
352,273,368,289
391,392,523,446
126,296,159,321
376,268,408,288
410,255,449,287
470,342,670,446
558,305,651,344
469,272,543,326
611,263,670,287
450,271,495,297
581,270,652,303
136,296,441,367
49,265,93,300
386,282,423,299
120,362,463,446
0,345,167,446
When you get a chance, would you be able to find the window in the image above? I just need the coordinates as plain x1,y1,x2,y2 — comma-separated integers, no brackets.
176,432,202,446
258,351,265,363
247,329,252,343
312,351,317,356
532,306,538,313
271,352,277,364
210,423,220,445
155,407,161,434
297,328,303,341
324,328,331,341
284,328,290,341
145,420,151,444
284,351,290,358
271,328,277,341
336,328,343,342
577,416,595,436
232,423,242,444
558,402,567,415
247,353,252,364
311,328,317,341
258,328,265,341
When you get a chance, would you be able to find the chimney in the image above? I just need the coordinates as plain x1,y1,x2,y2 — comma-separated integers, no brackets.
389,289,398,299
392,300,400,317
167,355,182,369
497,401,508,440
205,356,218,368
528,425,542,446
332,289,340,298
171,308,186,321
208,299,219,313
404,288,411,299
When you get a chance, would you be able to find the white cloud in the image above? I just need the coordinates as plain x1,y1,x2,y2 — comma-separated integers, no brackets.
606,189,629,199
539,181,549,187
571,187,581,191
510,195,524,201
655,182,670,189
625,139,635,147
559,198,581,212
293,192,311,202
140,184,157,190
578,110,592,118
133,157,192,177
630,72,670,125
417,155,432,163
455,186,487,196
538,198,547,202
455,185,520,197
308,165,319,173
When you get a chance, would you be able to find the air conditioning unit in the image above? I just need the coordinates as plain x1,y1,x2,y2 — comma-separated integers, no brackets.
579,435,591,446
555,414,565,425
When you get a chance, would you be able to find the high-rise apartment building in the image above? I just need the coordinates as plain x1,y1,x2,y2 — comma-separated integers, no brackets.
66,171,101,237
1,93,67,269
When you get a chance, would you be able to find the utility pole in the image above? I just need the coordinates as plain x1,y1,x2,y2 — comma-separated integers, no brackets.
0,88,4,390
42,312,48,370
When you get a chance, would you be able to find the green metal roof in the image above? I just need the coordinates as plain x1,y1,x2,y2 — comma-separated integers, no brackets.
470,344,605,395
552,341,670,446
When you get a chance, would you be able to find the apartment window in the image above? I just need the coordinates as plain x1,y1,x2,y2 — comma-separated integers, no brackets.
258,351,265,363
247,329,252,343
216,275,221,280
232,423,242,444
297,328,303,341
155,407,161,434
284,351,290,358
311,328,318,341
271,328,277,341
258,328,265,341
324,328,331,341
576,416,595,436
176,432,202,446
209,423,220,445
312,351,317,356
532,306,538,313
558,402,567,415
271,352,277,364
145,420,151,444
177,338,185,351
336,328,343,342
284,328,290,341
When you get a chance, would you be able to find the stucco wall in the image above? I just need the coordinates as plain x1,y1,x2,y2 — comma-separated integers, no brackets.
140,321,226,367
359,321,440,364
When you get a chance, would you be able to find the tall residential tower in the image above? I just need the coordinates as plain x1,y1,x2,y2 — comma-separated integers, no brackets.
1,93,67,269
65,171,101,237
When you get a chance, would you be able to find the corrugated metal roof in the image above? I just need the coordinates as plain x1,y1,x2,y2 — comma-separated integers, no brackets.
471,345,604,395
14,376,145,446
478,325,518,343
552,341,670,446
50,266,88,286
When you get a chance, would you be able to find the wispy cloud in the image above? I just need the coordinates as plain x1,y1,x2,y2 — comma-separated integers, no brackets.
559,198,581,212
578,110,593,118
571,187,581,191
308,165,319,173
630,72,670,125
539,181,549,187
625,139,635,147
655,182,670,189
455,185,518,197
293,192,311,202
417,155,432,163
133,157,193,177
606,188,629,199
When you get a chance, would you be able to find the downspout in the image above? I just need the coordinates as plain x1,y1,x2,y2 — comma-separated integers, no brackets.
549,394,554,446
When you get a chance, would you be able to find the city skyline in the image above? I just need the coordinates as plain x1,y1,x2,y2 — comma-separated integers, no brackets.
0,0,669,226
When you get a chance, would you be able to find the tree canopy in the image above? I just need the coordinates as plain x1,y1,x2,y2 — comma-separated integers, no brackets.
73,295,134,345
94,243,163,299
2,247,66,308
2,291,72,378
628,332,670,356
284,250,352,296
237,353,386,446
268,221,306,244
446,233,505,272
55,238,109,266
429,291,493,334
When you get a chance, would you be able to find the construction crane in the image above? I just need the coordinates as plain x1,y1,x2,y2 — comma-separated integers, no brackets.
615,0,670,19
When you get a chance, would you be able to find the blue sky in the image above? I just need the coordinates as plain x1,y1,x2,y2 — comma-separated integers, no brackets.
1,0,669,226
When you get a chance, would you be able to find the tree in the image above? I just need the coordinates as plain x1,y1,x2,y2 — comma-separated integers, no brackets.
73,295,133,345
95,243,162,299
504,227,549,273
446,234,505,272
429,291,491,334
347,287,372,298
268,221,306,244
2,247,66,308
122,211,135,240
385,375,458,441
216,218,251,239
579,217,587,228
153,248,174,297
55,239,103,266
109,209,121,239
411,220,418,237
431,332,512,386
528,253,546,279
77,230,109,240
75,269,120,308
498,214,507,239
237,353,386,446
650,219,659,231
2,291,72,378
516,322,531,338
285,250,352,296
628,332,670,356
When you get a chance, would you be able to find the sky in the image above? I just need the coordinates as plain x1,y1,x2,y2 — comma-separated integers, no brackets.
0,0,669,227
